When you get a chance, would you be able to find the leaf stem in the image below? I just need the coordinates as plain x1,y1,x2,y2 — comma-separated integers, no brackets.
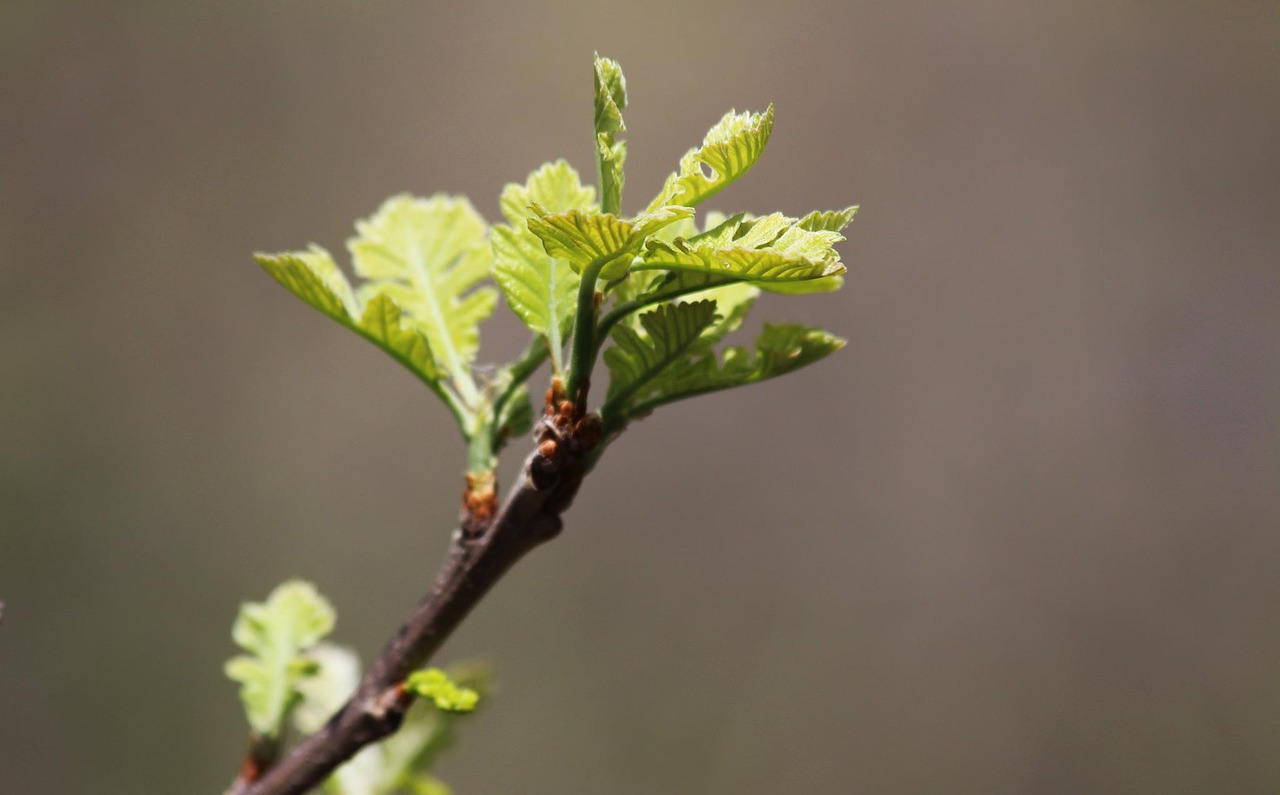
488,337,549,452
564,259,606,404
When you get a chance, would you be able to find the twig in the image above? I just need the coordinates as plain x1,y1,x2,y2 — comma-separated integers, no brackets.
235,437,585,795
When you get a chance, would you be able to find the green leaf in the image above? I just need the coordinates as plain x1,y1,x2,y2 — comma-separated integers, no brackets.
296,652,490,795
349,194,497,404
593,54,628,214
256,194,497,422
647,105,775,211
629,323,846,416
257,244,360,322
225,580,336,737
405,668,481,713
527,205,693,281
603,300,719,412
257,251,450,397
758,273,846,294
498,160,597,226
632,211,848,289
593,54,627,137
492,161,596,367
797,205,859,233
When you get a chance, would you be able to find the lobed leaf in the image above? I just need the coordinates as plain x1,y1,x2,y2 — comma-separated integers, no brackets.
629,323,846,417
631,210,848,294
603,300,719,411
492,161,596,366
647,106,775,211
256,250,446,389
528,204,693,281
225,580,336,737
349,194,497,403
797,205,859,233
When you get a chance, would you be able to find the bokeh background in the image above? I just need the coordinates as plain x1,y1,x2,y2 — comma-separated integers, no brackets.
2,2,1278,793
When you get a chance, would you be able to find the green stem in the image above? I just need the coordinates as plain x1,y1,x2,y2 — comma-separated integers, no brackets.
564,259,607,403
488,337,550,453
466,413,495,475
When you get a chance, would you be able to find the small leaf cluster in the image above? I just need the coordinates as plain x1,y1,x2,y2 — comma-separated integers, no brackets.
227,583,486,795
256,53,855,477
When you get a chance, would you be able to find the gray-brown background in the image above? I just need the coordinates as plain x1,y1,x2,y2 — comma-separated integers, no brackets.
2,2,1278,793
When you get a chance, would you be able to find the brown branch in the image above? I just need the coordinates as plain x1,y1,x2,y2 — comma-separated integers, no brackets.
234,428,588,795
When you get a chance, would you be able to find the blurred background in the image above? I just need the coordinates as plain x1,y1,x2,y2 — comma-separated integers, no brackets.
2,1,1278,793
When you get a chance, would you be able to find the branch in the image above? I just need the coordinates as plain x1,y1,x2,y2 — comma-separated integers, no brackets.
233,437,587,795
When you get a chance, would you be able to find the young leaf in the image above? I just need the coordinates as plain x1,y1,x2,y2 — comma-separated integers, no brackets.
257,252,451,403
528,205,693,281
492,161,596,368
257,244,361,322
405,668,481,714
225,580,336,737
797,205,859,233
628,323,846,417
603,300,719,412
632,210,849,290
593,54,628,214
646,106,775,211
349,194,497,404
498,160,597,226
294,649,489,795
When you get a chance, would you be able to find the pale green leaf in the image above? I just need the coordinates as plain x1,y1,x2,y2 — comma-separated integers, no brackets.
498,159,597,226
797,205,859,233
633,210,847,288
527,205,693,280
225,580,336,736
603,300,719,411
635,237,844,283
405,668,481,713
492,161,596,364
349,194,497,402
647,105,775,211
607,213,700,304
294,642,361,736
257,251,447,390
356,294,445,383
257,245,360,322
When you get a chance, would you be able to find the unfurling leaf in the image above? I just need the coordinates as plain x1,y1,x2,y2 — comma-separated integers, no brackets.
256,194,497,423
647,105,775,211
225,580,336,737
405,668,481,713
603,300,719,412
593,53,628,214
295,650,490,795
492,161,596,368
528,205,693,281
797,206,859,233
